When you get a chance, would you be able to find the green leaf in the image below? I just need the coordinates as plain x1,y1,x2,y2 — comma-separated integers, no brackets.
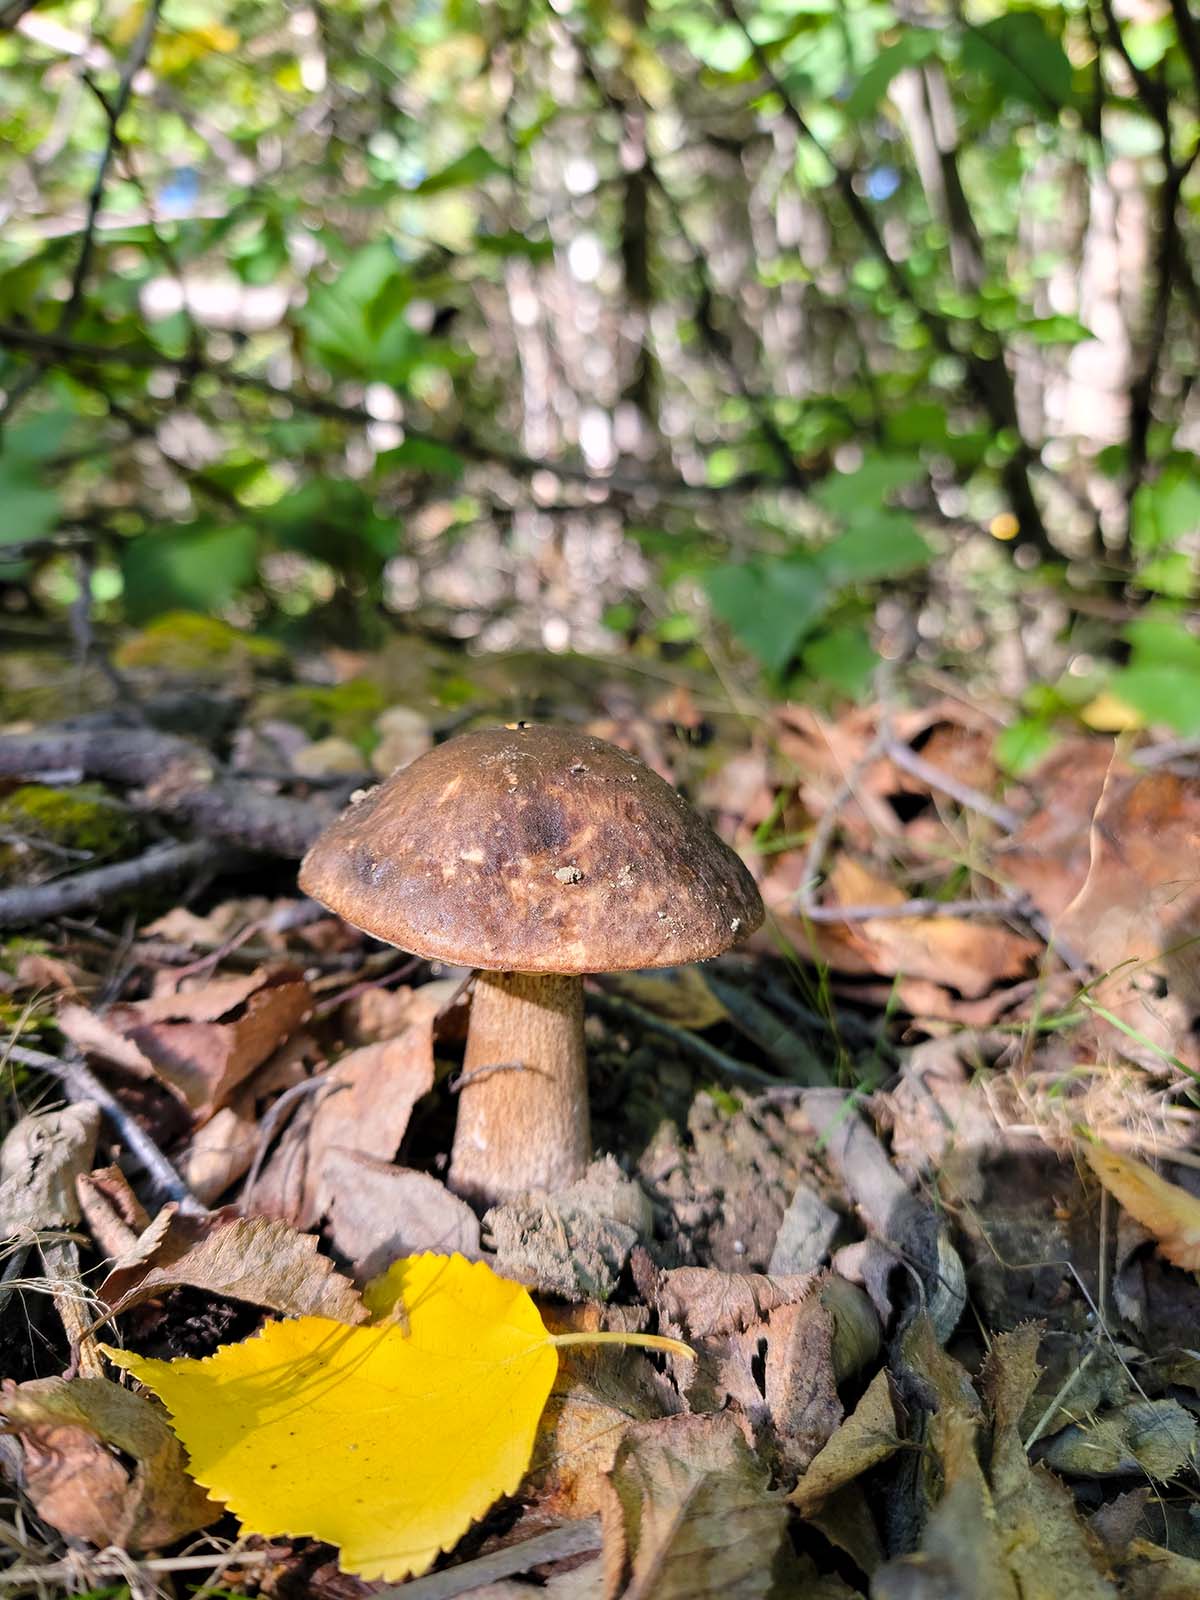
812,453,925,517
800,622,878,698
816,512,931,584
845,31,939,118
415,147,506,196
1017,315,1095,345
995,717,1059,776
705,557,828,674
1108,666,1200,734
961,13,1073,114
121,524,258,622
0,413,71,548
376,437,464,478
1124,617,1200,670
1132,467,1200,552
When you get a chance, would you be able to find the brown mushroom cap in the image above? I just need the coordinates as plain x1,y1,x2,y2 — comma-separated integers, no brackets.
298,724,764,973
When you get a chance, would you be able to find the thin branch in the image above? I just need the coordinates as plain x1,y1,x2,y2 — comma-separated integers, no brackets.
2,1041,203,1211
0,840,222,928
718,0,1059,559
881,737,1022,831
585,989,779,1087
1,0,164,426
0,322,790,501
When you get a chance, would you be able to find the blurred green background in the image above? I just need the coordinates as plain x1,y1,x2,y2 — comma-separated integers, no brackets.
2,0,1199,755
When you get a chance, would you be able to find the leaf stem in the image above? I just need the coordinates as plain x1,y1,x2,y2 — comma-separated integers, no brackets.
549,1331,695,1359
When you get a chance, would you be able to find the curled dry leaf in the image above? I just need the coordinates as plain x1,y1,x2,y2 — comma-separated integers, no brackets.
0,1103,99,1234
99,1210,366,1323
1083,1143,1200,1271
653,1265,818,1338
76,1164,151,1257
0,1375,218,1551
790,1368,902,1516
60,967,314,1119
602,1412,791,1600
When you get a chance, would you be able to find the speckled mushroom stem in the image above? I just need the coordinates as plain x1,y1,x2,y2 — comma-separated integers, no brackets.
449,971,590,1206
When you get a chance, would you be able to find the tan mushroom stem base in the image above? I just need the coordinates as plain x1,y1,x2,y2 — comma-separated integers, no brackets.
448,971,590,1206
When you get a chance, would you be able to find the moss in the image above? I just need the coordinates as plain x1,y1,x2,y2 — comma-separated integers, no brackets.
0,649,116,722
115,612,287,679
0,784,138,887
252,677,388,754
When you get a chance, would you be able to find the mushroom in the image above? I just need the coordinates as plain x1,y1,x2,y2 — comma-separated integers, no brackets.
298,724,764,1204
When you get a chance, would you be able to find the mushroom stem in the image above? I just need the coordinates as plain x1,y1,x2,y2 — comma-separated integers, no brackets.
449,971,590,1205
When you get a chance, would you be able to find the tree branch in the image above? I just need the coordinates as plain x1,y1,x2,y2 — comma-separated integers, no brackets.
1,0,164,427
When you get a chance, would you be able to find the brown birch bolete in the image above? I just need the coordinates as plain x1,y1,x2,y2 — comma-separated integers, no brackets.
298,724,764,1204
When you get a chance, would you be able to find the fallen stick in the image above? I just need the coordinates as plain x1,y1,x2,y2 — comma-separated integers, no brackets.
586,988,778,1087
0,840,222,928
3,1042,205,1215
375,1518,602,1600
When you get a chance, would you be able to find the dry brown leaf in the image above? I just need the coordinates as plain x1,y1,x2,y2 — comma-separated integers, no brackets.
790,1368,902,1515
654,1266,817,1338
762,1293,844,1477
872,1406,1019,1600
98,1210,366,1322
534,1303,684,1520
1117,1540,1200,1600
601,1412,791,1600
982,1323,1118,1600
325,1151,481,1279
60,968,314,1117
182,1036,313,1205
0,1375,218,1551
820,857,1037,998
997,737,1113,920
57,1002,157,1078
127,972,313,1117
297,980,450,1226
0,1104,99,1234
76,1165,151,1257
1083,1144,1200,1271
13,952,87,998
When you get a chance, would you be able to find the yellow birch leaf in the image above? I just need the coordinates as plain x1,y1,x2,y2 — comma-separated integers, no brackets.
1083,1143,1200,1270
103,1252,689,1582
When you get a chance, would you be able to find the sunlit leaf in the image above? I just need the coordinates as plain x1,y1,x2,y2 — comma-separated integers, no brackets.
104,1253,690,1582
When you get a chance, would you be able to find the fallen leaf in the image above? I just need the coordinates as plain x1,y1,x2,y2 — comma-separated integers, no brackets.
982,1322,1118,1600
60,968,314,1117
99,1211,366,1322
1038,1399,1199,1481
872,1406,1019,1600
654,1265,818,1338
0,1103,99,1233
790,1368,902,1515
1083,1144,1200,1270
298,979,452,1226
77,1164,151,1257
0,1375,217,1551
325,1152,481,1279
602,1412,791,1599
105,1254,691,1582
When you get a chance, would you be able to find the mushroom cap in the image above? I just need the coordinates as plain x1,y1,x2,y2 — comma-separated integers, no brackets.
298,723,764,973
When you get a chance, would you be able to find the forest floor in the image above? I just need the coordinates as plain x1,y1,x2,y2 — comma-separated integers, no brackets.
3,617,1200,1600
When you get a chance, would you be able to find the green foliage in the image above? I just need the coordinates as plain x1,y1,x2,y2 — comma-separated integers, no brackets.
0,0,1197,717
1109,618,1200,734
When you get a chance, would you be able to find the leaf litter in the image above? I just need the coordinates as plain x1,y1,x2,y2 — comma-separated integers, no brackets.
12,673,1200,1596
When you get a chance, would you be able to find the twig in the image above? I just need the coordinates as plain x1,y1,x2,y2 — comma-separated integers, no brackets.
717,0,1059,559
801,893,1029,924
0,0,164,426
881,738,1022,831
373,1519,602,1600
0,839,222,928
2,1041,204,1214
0,1550,271,1587
585,988,777,1087
0,323,786,501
